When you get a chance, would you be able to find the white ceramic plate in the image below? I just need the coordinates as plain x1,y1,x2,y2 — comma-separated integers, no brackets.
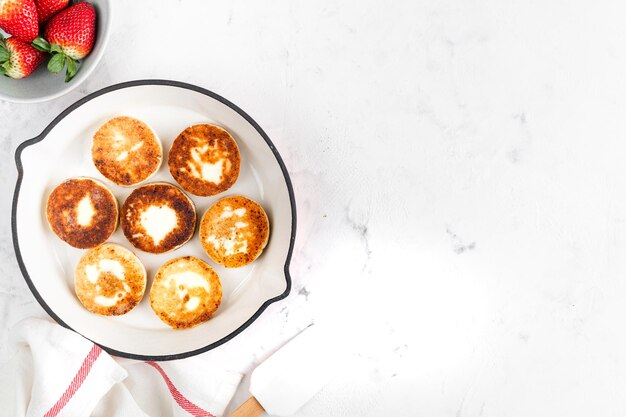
12,80,296,360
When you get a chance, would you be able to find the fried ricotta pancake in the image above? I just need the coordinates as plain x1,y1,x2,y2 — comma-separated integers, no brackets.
92,116,163,186
75,243,147,316
121,182,196,254
150,256,222,329
200,195,270,268
168,124,240,196
46,177,118,249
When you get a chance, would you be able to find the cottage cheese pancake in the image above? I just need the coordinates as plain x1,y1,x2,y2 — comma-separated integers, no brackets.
168,124,240,196
121,182,196,254
92,116,163,186
200,195,270,268
46,177,118,249
75,243,146,316
150,256,222,329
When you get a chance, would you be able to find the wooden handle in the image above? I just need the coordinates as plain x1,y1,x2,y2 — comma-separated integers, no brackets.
228,396,266,417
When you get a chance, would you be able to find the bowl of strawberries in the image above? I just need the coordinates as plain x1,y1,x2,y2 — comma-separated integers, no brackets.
0,0,111,103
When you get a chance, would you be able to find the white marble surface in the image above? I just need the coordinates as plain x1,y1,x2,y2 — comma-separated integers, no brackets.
4,0,626,415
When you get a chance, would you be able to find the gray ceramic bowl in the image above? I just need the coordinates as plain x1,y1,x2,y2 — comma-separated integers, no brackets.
0,0,111,103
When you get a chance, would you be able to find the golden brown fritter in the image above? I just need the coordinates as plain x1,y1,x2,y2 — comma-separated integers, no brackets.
150,256,222,329
92,116,162,186
200,195,270,268
75,243,146,316
168,124,240,196
121,182,196,254
46,177,118,249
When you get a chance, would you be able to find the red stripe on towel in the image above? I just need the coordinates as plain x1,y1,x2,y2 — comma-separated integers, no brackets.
146,361,216,417
44,344,103,417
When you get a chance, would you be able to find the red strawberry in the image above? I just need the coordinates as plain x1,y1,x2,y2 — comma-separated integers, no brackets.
44,2,95,59
0,0,39,43
35,0,69,23
32,2,95,82
0,34,45,78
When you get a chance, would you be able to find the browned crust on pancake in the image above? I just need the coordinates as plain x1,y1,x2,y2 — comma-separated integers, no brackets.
92,116,163,186
168,124,241,196
75,243,146,316
121,182,196,254
150,256,222,329
46,178,118,249
200,195,270,268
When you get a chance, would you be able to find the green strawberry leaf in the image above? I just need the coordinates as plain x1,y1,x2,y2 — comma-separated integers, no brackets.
47,53,66,74
0,46,8,63
50,44,62,54
65,57,77,82
32,37,51,53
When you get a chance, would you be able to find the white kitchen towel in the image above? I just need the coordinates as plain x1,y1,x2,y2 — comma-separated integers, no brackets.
0,318,242,417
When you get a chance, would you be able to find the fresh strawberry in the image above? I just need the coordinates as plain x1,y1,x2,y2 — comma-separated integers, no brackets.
35,0,68,23
0,34,45,78
0,0,39,43
42,1,95,59
32,2,95,82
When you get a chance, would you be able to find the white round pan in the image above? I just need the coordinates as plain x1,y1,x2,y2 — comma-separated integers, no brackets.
11,80,296,360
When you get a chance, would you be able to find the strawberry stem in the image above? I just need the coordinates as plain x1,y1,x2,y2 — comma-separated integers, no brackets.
32,37,51,53
0,44,8,64
0,35,9,76
65,57,77,82
34,38,80,82
47,53,65,73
